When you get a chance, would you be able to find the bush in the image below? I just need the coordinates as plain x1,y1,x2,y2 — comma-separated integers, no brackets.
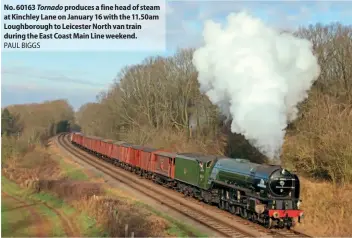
283,91,352,184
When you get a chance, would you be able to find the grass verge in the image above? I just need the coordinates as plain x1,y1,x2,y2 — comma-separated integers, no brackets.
2,196,33,237
105,187,208,237
3,142,207,237
135,200,208,237
53,144,207,237
1,175,101,237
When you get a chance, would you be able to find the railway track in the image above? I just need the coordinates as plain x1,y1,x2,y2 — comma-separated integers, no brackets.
56,133,311,238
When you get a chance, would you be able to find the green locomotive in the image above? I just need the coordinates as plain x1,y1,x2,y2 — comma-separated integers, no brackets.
71,132,303,229
173,153,303,229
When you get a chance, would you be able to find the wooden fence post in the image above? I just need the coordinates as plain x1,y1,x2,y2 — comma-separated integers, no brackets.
125,224,128,237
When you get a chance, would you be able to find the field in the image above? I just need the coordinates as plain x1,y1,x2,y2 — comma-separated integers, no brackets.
2,176,98,237
1,138,206,237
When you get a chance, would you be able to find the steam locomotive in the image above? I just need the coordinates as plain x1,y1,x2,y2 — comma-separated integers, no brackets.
207,157,303,228
71,133,303,229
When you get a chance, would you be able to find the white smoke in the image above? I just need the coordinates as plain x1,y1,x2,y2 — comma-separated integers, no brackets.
192,12,320,161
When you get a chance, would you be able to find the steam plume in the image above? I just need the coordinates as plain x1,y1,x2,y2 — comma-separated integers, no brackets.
192,12,320,161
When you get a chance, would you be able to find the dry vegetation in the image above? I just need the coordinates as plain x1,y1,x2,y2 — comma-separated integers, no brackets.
2,147,171,237
75,23,352,237
2,100,74,159
1,100,174,237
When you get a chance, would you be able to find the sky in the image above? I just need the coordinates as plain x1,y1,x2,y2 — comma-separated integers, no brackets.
1,0,352,110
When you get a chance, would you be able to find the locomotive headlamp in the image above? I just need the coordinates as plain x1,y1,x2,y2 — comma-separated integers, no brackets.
281,169,286,174
297,200,302,208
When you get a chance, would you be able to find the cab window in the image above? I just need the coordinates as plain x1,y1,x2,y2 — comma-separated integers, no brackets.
206,161,212,168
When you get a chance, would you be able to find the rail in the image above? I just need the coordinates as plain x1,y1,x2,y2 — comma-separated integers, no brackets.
56,133,312,238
